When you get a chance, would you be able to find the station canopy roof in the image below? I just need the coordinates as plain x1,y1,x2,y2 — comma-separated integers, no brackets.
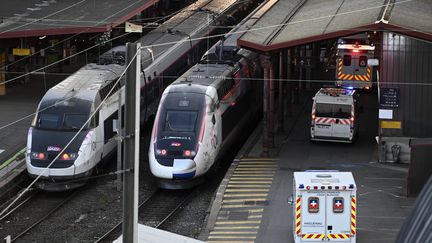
0,0,158,39
238,0,432,52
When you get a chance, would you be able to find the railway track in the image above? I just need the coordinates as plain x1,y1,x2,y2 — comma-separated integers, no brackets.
95,188,197,242
0,189,78,242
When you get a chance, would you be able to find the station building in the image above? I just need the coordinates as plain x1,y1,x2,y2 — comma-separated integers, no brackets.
236,0,432,163
0,0,178,95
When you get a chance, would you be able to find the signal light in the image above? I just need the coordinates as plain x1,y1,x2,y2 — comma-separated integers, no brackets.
306,186,310,190
62,153,70,160
352,49,359,53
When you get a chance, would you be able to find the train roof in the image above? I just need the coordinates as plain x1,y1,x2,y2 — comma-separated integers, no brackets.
168,63,233,93
42,63,124,104
137,0,239,68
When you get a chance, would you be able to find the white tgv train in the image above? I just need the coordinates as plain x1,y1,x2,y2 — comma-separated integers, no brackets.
26,0,252,191
148,6,265,188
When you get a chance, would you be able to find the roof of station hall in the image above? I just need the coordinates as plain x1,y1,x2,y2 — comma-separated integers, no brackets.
238,0,432,52
0,0,158,39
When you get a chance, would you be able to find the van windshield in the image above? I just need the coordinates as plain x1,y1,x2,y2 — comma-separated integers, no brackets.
315,103,351,119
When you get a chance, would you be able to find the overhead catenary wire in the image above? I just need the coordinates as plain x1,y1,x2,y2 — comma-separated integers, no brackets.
0,49,140,219
0,0,419,87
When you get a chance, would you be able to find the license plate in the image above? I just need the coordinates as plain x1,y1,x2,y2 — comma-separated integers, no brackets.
317,125,330,128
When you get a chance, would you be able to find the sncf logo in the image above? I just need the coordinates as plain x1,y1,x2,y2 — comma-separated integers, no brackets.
47,146,62,152
171,142,181,147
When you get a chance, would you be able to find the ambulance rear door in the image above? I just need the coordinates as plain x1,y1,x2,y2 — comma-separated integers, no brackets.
331,102,352,139
301,191,326,241
326,190,354,241
314,102,333,138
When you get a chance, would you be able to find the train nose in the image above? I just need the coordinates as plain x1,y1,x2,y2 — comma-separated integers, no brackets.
172,159,196,180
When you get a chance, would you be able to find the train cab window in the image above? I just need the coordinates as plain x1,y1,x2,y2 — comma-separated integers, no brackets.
38,114,59,129
359,56,367,67
164,110,197,132
63,114,88,129
343,55,351,66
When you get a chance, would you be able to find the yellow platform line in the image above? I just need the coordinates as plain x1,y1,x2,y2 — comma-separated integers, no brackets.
224,193,268,198
237,164,277,167
208,236,257,239
230,177,273,181
221,204,265,209
235,168,276,171
240,157,278,161
219,209,264,214
231,174,274,177
228,181,272,184
215,220,261,225
233,171,275,174
225,189,269,192
248,215,263,219
210,231,258,235
207,241,254,243
227,184,271,187
223,198,267,203
214,226,259,230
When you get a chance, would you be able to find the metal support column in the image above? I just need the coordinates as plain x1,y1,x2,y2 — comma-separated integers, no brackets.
262,55,271,157
269,55,275,148
286,49,292,116
278,51,285,132
123,42,141,243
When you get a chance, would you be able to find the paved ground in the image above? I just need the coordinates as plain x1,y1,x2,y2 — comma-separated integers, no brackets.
203,88,416,243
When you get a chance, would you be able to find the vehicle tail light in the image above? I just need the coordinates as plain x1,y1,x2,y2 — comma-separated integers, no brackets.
350,116,354,122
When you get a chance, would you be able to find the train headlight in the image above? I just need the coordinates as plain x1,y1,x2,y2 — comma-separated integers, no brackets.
60,153,78,161
156,149,167,156
183,150,196,157
31,152,47,160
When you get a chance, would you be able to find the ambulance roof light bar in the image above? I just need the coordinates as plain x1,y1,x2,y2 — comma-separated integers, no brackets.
338,43,375,51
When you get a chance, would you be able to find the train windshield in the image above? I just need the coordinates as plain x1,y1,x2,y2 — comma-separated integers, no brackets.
37,113,89,130
164,110,198,132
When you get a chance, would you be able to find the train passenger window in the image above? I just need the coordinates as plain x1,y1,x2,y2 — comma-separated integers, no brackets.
164,110,198,132
38,114,59,129
64,114,88,129
359,56,367,67
343,55,351,66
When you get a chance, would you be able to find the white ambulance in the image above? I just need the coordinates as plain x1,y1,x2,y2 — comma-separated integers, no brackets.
293,171,357,243
310,88,358,143
335,38,375,90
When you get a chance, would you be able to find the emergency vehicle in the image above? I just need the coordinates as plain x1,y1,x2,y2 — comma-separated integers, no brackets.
293,171,357,243
335,38,375,89
310,88,358,143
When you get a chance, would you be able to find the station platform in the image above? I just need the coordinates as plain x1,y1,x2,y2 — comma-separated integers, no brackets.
114,224,204,243
200,89,416,243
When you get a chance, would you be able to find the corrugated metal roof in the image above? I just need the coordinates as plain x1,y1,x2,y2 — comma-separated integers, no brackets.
0,0,158,39
238,0,432,52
